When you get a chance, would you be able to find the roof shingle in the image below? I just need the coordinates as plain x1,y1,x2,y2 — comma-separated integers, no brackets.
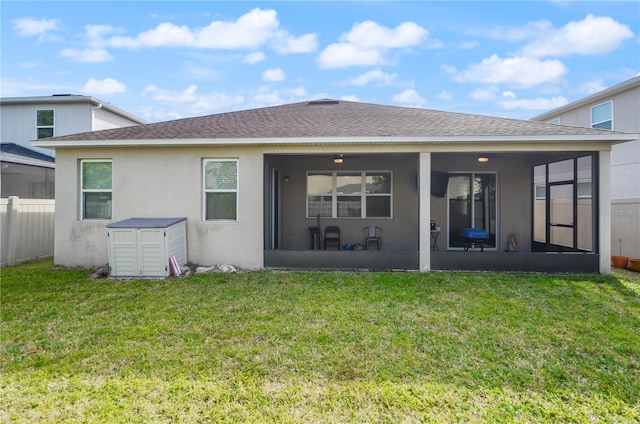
40,99,626,143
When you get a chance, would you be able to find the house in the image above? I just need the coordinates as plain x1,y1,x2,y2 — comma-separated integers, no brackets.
531,76,640,260
1,94,147,154
0,95,146,198
33,99,638,274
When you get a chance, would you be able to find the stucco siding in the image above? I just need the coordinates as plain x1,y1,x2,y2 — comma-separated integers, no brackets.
53,146,264,269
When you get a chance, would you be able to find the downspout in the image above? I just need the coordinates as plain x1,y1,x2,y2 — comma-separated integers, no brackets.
91,103,103,129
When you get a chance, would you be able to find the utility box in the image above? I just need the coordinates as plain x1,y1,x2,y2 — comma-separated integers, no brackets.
106,218,187,278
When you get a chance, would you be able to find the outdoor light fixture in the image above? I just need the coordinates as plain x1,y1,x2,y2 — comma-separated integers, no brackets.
477,155,489,163
333,154,344,164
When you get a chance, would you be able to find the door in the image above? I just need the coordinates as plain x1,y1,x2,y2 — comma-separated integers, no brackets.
447,173,497,250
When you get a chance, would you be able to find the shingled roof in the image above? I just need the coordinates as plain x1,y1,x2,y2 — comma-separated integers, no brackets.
39,99,628,143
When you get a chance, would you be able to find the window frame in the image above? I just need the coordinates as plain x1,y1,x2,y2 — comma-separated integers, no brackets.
203,158,239,222
36,109,55,139
591,100,613,130
80,159,112,220
306,170,393,219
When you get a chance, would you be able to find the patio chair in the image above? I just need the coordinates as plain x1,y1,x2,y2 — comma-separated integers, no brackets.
324,226,341,250
363,226,382,250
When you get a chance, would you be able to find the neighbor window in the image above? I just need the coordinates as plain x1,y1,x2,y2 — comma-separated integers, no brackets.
591,101,612,130
81,160,112,220
204,159,238,221
307,171,392,218
36,109,55,139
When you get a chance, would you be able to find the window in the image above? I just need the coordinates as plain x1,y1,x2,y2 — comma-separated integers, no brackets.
36,109,54,139
204,159,238,221
81,160,112,220
307,171,392,218
591,101,612,130
547,118,560,125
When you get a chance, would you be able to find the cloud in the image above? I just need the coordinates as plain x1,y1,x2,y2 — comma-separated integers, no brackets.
140,84,309,119
522,15,634,57
243,51,266,64
318,20,429,69
318,43,384,68
348,69,398,86
263,68,285,82
453,54,567,87
392,88,425,107
81,78,126,95
0,79,70,97
468,86,568,111
271,32,318,54
142,84,245,118
106,8,315,55
61,25,120,63
62,48,113,63
13,17,60,42
498,95,568,110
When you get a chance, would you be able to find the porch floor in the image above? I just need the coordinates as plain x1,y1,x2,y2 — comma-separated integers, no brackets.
264,250,600,273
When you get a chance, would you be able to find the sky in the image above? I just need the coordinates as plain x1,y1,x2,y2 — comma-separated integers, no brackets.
2,1,639,123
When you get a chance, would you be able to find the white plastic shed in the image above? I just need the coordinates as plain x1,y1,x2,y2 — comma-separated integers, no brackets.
106,218,187,278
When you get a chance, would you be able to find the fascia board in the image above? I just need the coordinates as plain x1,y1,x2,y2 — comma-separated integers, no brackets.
32,134,639,149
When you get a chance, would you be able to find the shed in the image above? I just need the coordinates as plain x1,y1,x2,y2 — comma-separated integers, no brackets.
106,218,187,278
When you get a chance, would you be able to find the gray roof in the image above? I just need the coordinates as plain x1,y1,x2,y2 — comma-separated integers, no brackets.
38,99,629,143
0,143,55,168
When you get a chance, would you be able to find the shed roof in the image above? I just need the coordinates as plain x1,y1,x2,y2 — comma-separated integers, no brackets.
35,99,634,145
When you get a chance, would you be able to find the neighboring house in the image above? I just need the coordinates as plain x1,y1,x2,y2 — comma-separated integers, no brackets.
0,94,146,198
0,143,55,198
33,99,638,274
531,76,640,260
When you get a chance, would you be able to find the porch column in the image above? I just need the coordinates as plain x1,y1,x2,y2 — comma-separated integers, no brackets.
599,150,612,274
419,152,431,271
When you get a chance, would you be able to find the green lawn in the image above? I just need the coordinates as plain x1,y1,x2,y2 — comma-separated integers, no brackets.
2,261,639,423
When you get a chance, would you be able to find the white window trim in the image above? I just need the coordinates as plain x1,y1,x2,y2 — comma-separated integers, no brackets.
203,158,239,222
591,100,613,130
36,108,55,139
80,159,112,221
306,170,393,219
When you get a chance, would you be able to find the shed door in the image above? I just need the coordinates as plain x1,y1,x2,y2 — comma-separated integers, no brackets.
109,229,138,276
139,229,166,276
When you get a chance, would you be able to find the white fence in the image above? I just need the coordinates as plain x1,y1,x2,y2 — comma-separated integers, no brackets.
1,196,55,267
611,198,640,259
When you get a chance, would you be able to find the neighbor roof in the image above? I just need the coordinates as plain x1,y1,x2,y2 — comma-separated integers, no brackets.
0,143,55,168
33,99,636,147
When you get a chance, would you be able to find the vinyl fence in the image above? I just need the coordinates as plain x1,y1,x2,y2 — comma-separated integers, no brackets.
1,196,55,267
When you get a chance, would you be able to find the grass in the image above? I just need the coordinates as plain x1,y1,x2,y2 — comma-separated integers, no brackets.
1,261,639,423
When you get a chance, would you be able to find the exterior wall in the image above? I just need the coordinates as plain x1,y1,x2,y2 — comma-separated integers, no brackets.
54,146,264,269
1,103,91,155
93,107,143,131
54,142,615,272
270,153,420,251
0,197,55,267
1,99,144,155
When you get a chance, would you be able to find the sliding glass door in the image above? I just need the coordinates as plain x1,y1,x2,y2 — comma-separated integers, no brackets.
448,173,497,249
